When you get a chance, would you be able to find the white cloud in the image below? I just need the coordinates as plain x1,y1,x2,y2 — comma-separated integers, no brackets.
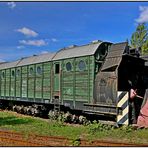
19,39,48,46
136,6,148,23
51,38,58,42
17,45,25,49
16,27,38,37
7,2,16,9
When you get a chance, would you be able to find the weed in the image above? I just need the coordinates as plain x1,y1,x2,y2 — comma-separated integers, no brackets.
88,120,112,134
120,125,134,133
1,111,148,145
71,137,81,146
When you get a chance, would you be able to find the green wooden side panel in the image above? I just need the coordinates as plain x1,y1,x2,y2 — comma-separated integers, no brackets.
28,65,35,98
5,69,10,96
10,68,15,97
16,67,21,97
0,71,1,97
35,78,42,98
54,76,59,91
0,71,2,97
21,66,27,98
61,56,95,104
35,77,42,98
43,62,51,99
28,78,34,98
88,56,95,103
35,64,42,99
53,61,60,92
62,59,74,100
75,57,89,101
1,70,6,97
43,78,51,98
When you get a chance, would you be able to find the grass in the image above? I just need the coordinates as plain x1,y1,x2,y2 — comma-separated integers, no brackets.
0,111,86,139
0,111,148,145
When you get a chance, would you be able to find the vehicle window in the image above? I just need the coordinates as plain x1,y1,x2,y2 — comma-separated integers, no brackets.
55,64,60,74
16,69,20,77
2,72,5,79
11,70,15,77
66,62,72,71
78,60,86,71
29,67,34,75
37,66,42,75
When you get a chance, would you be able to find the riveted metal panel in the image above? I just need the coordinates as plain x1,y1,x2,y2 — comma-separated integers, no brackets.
94,72,117,105
101,57,122,71
93,43,127,106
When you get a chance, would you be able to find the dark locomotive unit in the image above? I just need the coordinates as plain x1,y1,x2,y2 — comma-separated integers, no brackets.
0,40,147,125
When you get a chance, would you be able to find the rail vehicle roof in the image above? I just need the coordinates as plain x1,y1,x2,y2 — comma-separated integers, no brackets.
0,60,21,70
52,41,106,60
101,42,127,71
0,41,109,69
101,42,146,71
17,52,56,66
0,53,56,69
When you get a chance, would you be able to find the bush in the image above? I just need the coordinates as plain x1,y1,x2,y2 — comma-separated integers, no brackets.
71,137,81,146
88,120,113,134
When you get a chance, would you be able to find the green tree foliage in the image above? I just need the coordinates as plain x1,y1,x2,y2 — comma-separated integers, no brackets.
130,23,148,54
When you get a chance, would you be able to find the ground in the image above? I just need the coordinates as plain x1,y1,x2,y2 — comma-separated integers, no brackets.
0,110,148,146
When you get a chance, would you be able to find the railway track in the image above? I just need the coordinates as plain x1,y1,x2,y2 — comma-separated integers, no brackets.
0,130,148,146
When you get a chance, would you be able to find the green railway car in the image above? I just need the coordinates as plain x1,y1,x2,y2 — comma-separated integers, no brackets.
0,40,147,125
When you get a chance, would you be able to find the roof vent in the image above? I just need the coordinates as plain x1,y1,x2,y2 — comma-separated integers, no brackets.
21,57,27,59
91,40,102,44
67,45,77,49
60,45,77,51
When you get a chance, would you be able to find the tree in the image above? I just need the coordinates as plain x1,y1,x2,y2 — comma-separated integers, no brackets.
130,23,148,55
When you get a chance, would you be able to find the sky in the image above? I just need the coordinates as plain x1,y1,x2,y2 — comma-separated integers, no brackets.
0,1,148,62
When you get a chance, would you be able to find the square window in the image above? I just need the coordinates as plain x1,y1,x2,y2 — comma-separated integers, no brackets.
55,64,60,74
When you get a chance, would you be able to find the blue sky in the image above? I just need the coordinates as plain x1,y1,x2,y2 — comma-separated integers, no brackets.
0,2,148,62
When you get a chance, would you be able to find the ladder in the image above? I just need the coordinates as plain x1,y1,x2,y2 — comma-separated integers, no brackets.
53,97,61,113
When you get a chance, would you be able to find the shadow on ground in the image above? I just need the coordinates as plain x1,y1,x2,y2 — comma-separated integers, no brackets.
0,116,33,126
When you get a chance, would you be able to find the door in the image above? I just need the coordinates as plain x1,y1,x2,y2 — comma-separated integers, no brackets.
53,62,61,97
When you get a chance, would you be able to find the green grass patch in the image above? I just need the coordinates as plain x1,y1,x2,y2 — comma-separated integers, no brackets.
0,111,86,139
0,111,148,145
